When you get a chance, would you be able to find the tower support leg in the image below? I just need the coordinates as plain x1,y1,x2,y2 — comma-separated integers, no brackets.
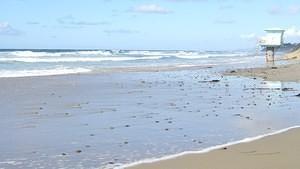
266,47,275,62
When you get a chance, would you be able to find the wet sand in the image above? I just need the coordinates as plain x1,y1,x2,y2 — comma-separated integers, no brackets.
1,65,300,169
93,64,215,73
125,62,300,169
225,62,300,82
127,127,300,169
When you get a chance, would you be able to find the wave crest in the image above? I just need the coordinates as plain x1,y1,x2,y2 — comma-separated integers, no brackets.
0,67,91,78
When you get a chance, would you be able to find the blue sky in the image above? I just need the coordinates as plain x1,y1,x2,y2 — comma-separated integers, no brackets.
0,0,300,50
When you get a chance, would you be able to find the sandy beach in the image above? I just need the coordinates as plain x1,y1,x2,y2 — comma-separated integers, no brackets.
225,62,300,82
127,127,300,169
0,64,299,169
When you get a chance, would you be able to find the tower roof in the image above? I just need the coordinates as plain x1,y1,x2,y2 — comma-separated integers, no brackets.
264,29,285,33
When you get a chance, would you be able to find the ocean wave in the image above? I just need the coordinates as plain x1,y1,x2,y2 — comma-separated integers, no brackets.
0,67,91,78
76,50,113,56
121,50,249,58
122,50,176,56
174,52,249,59
0,50,251,61
0,52,251,63
0,56,167,63
2,50,114,57
10,51,64,57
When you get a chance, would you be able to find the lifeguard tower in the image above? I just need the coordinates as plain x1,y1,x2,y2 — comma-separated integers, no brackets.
259,29,285,62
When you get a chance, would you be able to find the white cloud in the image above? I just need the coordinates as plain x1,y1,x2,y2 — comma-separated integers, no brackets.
214,18,235,24
240,33,257,40
104,29,139,34
268,4,300,15
132,4,171,14
219,4,234,10
0,22,21,36
27,21,40,25
167,0,203,1
57,15,109,26
285,26,300,37
288,5,300,14
268,5,282,15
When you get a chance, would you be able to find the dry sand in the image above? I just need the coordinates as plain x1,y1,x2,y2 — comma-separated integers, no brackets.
224,63,300,82
284,47,300,60
127,127,300,169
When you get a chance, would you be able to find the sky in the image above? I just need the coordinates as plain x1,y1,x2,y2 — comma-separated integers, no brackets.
0,0,300,50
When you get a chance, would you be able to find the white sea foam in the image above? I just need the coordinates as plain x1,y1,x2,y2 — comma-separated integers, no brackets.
0,53,250,63
0,50,256,78
0,160,22,166
9,51,65,57
0,56,166,63
174,52,249,59
76,50,113,56
0,67,91,78
124,51,206,58
123,51,172,56
2,50,113,58
118,126,300,169
0,50,252,64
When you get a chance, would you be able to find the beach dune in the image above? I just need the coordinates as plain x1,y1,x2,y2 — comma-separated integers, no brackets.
284,47,300,60
127,128,300,169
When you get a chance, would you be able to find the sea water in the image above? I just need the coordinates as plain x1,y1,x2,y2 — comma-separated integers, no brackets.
0,49,260,78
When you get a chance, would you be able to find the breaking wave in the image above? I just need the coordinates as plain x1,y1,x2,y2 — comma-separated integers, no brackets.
0,49,256,78
0,67,91,78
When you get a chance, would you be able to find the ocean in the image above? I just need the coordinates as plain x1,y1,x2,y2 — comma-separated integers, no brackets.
0,49,258,78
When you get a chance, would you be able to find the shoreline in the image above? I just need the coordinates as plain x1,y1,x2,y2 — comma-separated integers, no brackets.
0,64,215,79
122,126,300,169
1,58,299,80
